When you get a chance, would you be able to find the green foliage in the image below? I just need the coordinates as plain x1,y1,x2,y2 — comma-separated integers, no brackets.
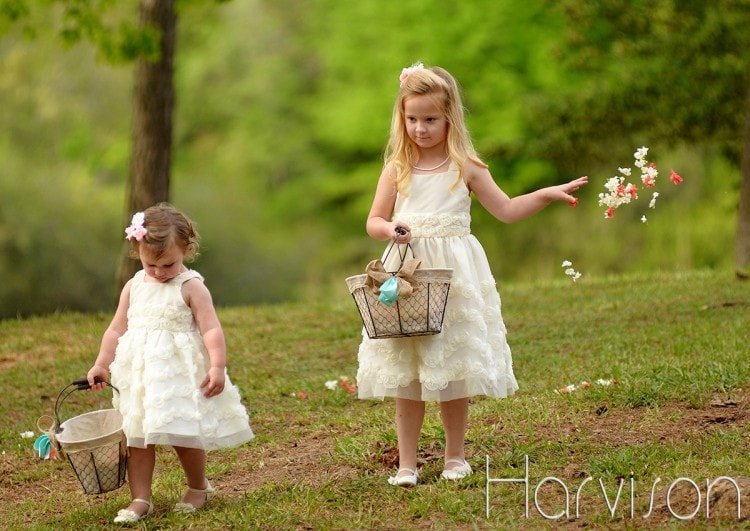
533,0,750,166
0,0,744,317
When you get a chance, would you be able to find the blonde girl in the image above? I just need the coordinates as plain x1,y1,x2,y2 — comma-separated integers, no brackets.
357,63,587,486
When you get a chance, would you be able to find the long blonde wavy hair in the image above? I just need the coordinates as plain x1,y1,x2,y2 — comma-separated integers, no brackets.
385,64,486,194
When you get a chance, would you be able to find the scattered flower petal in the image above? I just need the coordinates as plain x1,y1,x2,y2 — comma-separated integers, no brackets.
670,169,683,185
20,431,35,439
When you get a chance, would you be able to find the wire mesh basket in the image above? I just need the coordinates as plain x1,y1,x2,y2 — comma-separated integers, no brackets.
49,378,127,494
346,240,453,339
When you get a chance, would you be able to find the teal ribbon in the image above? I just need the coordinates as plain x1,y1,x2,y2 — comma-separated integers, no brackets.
377,276,400,306
33,433,53,460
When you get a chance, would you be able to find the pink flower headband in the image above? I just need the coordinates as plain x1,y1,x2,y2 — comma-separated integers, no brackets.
399,62,424,86
124,212,148,241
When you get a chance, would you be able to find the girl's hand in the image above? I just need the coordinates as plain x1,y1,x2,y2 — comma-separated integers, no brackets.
200,367,226,398
86,365,109,391
392,223,412,244
551,175,588,205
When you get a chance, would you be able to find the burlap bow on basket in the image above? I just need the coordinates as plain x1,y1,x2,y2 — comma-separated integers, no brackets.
364,257,421,306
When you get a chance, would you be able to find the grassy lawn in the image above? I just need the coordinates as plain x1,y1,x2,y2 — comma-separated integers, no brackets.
1,269,749,529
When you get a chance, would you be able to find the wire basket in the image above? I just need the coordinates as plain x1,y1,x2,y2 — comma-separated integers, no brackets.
346,240,453,339
49,379,127,494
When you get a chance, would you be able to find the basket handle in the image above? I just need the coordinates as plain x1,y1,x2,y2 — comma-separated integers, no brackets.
53,377,119,434
382,227,415,274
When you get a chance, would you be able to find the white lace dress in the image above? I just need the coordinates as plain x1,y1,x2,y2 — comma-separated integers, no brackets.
356,165,519,401
110,270,254,450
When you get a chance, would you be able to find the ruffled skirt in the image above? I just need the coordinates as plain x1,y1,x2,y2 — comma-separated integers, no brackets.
110,329,254,450
356,234,518,402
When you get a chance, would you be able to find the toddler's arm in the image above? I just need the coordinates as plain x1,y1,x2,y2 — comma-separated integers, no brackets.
87,280,132,390
183,279,227,398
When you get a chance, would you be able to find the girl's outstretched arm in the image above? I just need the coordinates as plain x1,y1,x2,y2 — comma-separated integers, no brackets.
468,163,587,223
183,278,227,398
366,164,412,243
87,280,132,390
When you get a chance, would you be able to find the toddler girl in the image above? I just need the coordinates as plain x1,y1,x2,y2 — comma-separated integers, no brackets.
357,63,587,486
87,203,254,522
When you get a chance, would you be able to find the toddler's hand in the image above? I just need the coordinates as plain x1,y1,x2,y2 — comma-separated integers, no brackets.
200,367,226,398
86,365,109,391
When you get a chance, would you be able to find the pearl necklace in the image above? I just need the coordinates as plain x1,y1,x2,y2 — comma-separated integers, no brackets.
413,155,450,172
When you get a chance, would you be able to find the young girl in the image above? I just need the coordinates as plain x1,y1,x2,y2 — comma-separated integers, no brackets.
357,63,587,487
87,203,254,522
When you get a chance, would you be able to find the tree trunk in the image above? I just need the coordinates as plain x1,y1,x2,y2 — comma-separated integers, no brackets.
736,79,750,277
116,0,177,291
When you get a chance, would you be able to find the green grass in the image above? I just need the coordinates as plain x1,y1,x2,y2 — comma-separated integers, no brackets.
1,269,750,529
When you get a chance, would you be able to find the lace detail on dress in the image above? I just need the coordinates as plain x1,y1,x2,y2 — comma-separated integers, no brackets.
128,304,194,333
394,213,471,237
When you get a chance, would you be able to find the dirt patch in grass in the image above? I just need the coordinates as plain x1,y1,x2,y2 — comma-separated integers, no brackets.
3,390,750,528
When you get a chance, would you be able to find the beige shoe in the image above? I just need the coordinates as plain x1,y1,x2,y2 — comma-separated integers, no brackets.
387,468,419,487
113,498,153,524
441,458,472,480
174,481,215,513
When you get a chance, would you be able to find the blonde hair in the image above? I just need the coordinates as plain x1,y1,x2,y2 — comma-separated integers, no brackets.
128,203,200,262
385,64,486,193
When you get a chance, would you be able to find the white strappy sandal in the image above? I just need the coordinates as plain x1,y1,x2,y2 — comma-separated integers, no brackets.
387,467,419,487
441,458,472,480
113,498,153,523
174,481,215,513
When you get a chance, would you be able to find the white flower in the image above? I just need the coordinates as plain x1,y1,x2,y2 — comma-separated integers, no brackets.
20,431,34,439
649,192,659,208
325,380,338,390
641,216,647,223
561,260,572,267
596,378,613,386
618,167,632,176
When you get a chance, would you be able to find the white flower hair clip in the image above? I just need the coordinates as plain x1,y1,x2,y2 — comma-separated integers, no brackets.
399,62,424,86
124,212,148,241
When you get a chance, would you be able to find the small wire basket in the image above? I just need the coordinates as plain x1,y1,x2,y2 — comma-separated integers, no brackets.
346,240,453,339
45,378,127,494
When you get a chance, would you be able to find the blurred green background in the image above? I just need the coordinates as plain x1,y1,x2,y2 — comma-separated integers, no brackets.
0,0,744,318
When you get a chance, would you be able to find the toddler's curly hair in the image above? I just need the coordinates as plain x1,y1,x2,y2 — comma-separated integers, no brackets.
128,203,200,262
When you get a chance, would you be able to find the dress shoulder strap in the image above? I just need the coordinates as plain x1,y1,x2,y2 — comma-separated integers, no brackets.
175,269,204,286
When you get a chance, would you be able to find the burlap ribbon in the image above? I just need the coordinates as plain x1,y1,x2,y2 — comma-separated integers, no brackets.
364,258,421,298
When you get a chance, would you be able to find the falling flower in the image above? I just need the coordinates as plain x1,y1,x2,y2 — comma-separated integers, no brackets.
293,391,308,399
20,431,35,439
641,216,647,223
561,260,582,282
598,147,683,219
649,192,659,209
324,380,338,390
